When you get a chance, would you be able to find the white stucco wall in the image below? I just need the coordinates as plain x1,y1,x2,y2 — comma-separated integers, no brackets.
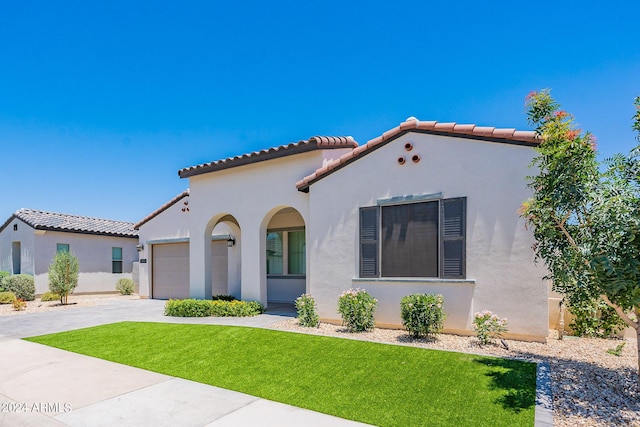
0,218,137,295
307,132,548,341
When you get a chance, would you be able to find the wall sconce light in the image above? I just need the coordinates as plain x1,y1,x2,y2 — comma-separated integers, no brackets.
136,244,144,252
227,235,235,247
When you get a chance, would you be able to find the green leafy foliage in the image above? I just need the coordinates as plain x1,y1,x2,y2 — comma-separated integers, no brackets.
0,291,17,304
40,291,61,302
568,297,626,338
48,251,79,304
2,274,35,301
472,310,508,345
337,288,377,332
0,271,10,291
607,342,626,357
116,278,135,295
295,293,320,327
164,299,265,317
400,293,446,338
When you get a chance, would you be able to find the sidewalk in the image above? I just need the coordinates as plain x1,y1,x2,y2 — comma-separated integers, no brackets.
0,300,371,426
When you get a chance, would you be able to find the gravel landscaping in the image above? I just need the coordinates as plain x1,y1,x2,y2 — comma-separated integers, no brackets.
269,319,639,427
0,293,140,316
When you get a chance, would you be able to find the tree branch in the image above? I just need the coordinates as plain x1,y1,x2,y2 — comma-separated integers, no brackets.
601,294,639,330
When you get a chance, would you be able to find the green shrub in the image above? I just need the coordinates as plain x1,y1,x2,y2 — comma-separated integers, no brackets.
337,288,377,332
400,293,446,339
116,278,135,295
295,293,320,327
164,299,265,317
212,294,237,301
0,271,10,291
40,291,61,302
568,297,626,338
3,274,35,301
48,251,79,304
0,291,16,304
472,310,508,345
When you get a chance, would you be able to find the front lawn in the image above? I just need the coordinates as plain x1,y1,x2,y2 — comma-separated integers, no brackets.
26,322,536,426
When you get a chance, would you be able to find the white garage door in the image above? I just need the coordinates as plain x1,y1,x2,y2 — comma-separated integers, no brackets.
152,243,190,300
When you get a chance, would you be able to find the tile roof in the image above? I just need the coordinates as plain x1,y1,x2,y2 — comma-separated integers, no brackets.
134,190,189,229
0,209,138,238
296,117,540,192
178,136,357,178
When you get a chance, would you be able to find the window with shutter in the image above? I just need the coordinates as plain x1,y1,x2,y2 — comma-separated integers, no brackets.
359,207,379,277
440,197,466,278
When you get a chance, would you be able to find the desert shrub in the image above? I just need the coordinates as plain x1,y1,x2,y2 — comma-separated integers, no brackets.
337,288,377,332
48,251,79,304
3,274,35,301
164,299,265,317
0,291,16,304
40,291,60,302
568,298,626,338
295,293,320,327
212,294,237,301
400,293,446,339
12,298,26,311
472,310,508,345
116,278,135,295
0,271,10,291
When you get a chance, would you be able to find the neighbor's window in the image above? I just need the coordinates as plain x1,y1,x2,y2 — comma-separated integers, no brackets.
266,229,306,275
359,197,466,279
56,243,70,253
112,247,123,274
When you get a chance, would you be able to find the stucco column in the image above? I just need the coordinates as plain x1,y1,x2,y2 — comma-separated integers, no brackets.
189,224,212,300
240,222,267,305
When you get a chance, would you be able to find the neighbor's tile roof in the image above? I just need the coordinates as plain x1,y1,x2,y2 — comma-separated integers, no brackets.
296,117,540,192
134,189,189,229
178,136,357,178
0,209,138,237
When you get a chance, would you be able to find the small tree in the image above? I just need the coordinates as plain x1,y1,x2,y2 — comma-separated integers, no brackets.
48,251,79,304
521,91,640,386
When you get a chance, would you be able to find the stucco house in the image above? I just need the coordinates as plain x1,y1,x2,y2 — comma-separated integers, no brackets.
0,209,138,295
136,117,548,341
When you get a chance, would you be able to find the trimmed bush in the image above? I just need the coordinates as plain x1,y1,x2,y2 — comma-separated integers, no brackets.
295,293,320,327
0,271,10,291
400,293,446,339
40,291,61,302
472,310,508,346
337,288,377,332
3,274,35,301
212,294,237,301
0,291,16,304
164,299,265,317
116,278,135,295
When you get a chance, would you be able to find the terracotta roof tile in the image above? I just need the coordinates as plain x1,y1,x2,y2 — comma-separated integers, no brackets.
179,136,357,178
0,209,138,237
134,190,189,230
296,117,539,192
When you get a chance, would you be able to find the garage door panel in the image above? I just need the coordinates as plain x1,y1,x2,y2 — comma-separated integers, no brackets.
152,243,189,300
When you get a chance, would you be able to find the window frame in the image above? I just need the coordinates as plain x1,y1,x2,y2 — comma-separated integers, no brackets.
359,197,466,279
56,243,70,253
112,247,123,274
266,227,306,277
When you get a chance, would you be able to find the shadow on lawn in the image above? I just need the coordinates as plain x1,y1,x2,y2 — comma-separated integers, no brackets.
474,357,536,413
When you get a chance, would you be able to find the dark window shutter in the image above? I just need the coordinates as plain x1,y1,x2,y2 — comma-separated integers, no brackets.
360,207,379,277
440,197,466,278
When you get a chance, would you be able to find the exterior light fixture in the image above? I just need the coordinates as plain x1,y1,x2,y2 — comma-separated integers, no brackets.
136,244,144,252
227,235,235,247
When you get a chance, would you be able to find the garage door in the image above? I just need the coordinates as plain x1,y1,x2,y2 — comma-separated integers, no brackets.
152,243,190,299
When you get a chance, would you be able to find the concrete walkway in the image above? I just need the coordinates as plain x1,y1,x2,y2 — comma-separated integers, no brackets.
0,300,371,426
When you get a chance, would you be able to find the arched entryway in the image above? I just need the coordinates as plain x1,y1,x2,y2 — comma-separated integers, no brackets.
263,207,306,304
202,214,241,300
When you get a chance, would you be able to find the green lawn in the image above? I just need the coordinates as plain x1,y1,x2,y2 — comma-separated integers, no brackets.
26,322,536,426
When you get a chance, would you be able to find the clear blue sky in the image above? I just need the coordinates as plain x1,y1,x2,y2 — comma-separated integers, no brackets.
1,1,638,223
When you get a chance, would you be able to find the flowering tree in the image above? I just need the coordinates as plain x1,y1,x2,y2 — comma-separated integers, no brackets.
521,90,640,386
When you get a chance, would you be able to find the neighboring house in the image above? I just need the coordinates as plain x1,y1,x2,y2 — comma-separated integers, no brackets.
0,209,138,295
137,118,548,341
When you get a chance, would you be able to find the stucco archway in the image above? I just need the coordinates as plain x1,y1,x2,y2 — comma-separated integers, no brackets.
199,213,241,300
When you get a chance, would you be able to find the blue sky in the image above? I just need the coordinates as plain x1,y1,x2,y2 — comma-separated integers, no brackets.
1,1,638,223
